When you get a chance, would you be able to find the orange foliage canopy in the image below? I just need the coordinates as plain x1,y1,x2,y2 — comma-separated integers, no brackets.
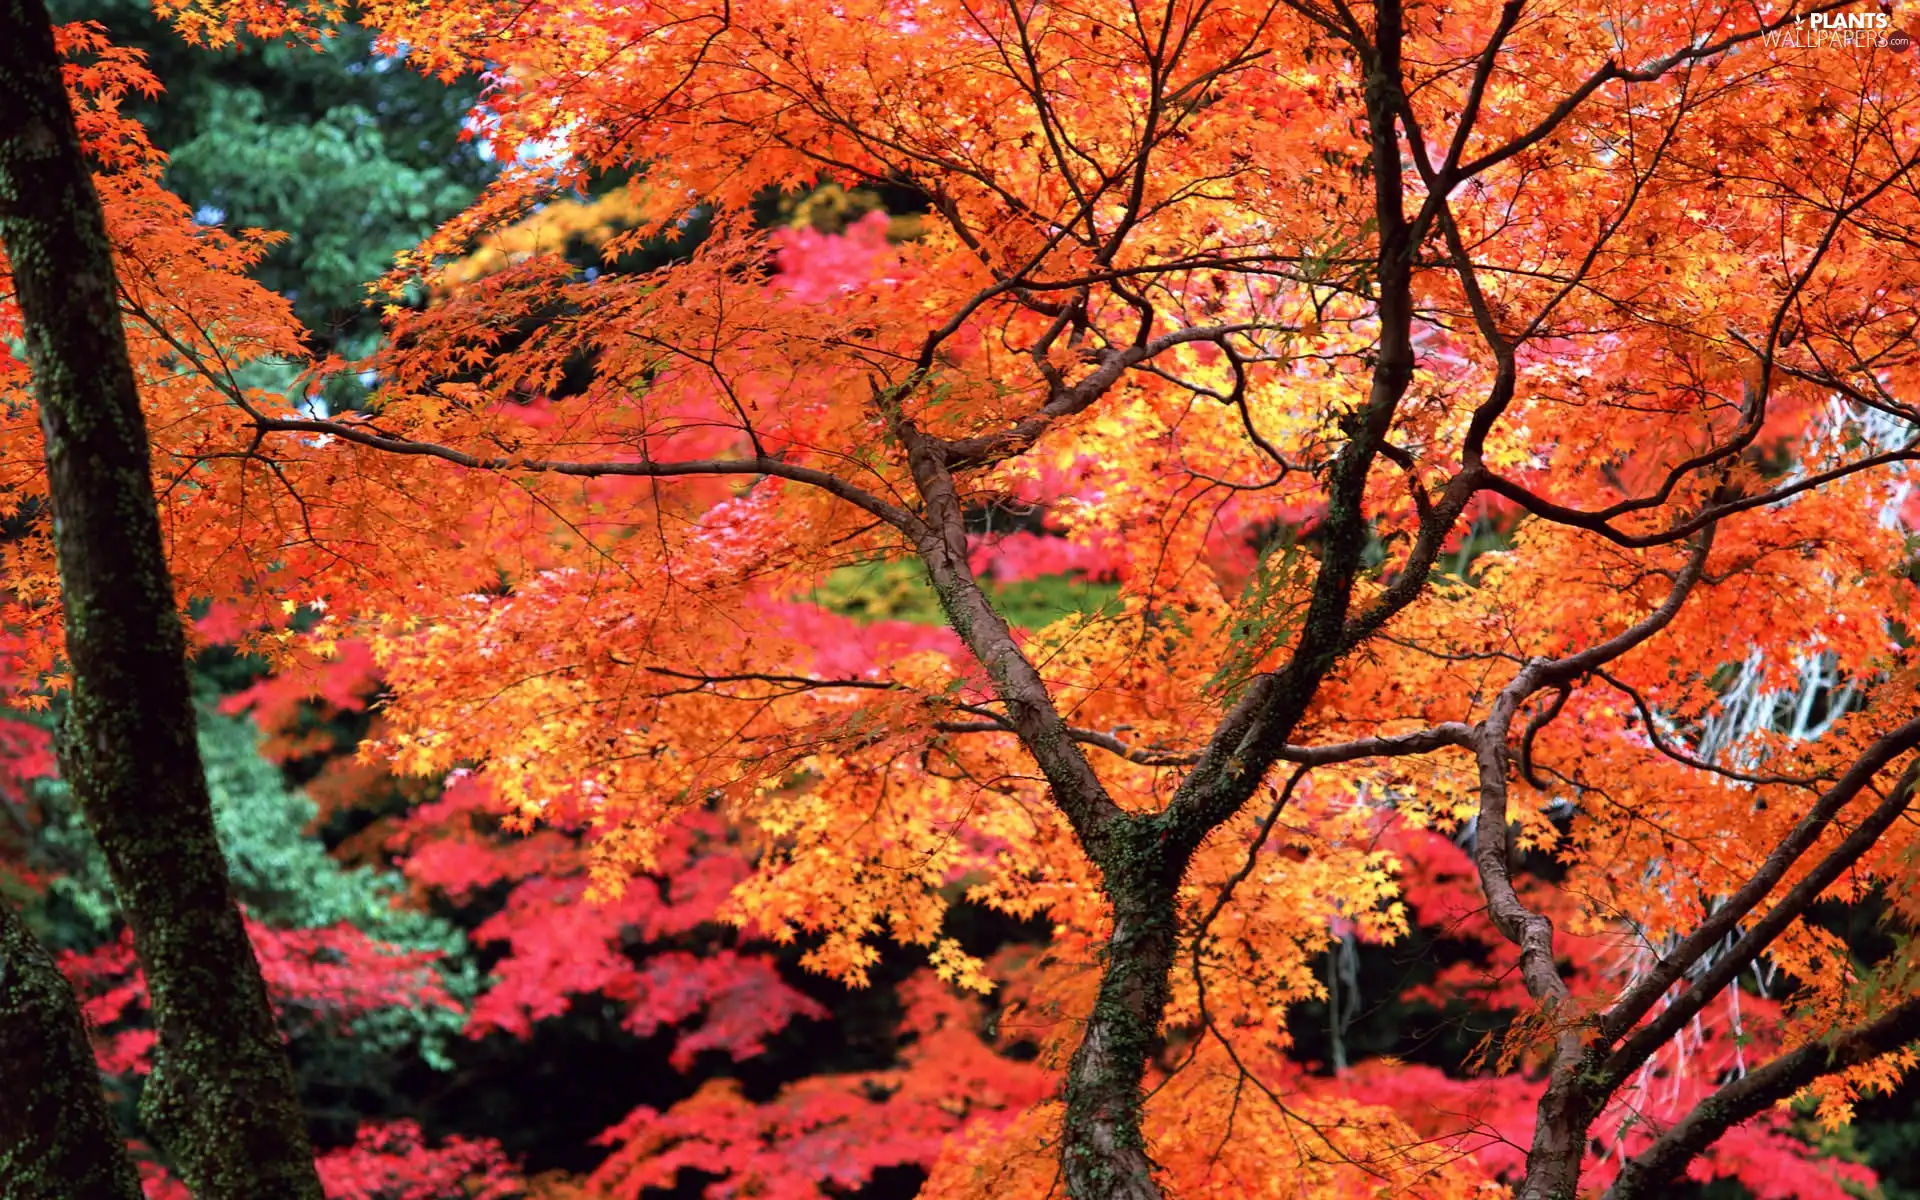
6,1,1920,1197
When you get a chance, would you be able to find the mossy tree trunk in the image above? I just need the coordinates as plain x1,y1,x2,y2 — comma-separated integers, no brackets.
0,899,144,1200
0,3,325,1196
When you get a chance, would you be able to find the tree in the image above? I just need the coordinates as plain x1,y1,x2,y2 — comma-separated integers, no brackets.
0,3,321,1196
6,1,1920,1199
0,899,143,1200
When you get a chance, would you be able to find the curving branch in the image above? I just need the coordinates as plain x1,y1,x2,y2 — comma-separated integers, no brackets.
1590,667,1831,790
1473,137,1920,548
1484,440,1920,548
252,414,921,530
1466,527,1714,1199
931,322,1280,471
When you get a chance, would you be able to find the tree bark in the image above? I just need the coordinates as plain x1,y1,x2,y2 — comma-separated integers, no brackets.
1515,1062,1595,1200
1060,822,1181,1200
0,899,143,1200
0,3,325,1196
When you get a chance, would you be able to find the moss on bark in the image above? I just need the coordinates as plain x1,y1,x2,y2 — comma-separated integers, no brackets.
0,900,143,1200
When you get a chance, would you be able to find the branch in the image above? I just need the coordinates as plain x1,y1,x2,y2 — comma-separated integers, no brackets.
643,667,901,691
1484,442,1920,548
1156,6,1427,856
940,715,1476,769
251,414,919,529
1476,139,1920,545
1604,991,1920,1199
1591,667,1831,790
1598,754,1920,1084
899,422,1125,846
1468,530,1716,1043
1454,4,1853,181
933,322,1276,471
933,718,1202,767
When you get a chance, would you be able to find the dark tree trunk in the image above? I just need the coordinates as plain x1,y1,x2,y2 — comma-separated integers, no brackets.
0,3,325,1196
0,900,143,1200
1061,820,1181,1200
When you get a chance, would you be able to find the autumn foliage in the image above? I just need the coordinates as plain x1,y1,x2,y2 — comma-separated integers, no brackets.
6,0,1920,1197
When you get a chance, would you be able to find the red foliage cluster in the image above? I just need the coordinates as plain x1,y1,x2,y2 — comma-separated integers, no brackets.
316,1121,523,1200
59,921,457,1076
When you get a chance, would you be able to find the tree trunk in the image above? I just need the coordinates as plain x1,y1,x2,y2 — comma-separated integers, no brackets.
0,3,324,1196
1061,818,1181,1200
0,899,144,1200
1515,1062,1594,1200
